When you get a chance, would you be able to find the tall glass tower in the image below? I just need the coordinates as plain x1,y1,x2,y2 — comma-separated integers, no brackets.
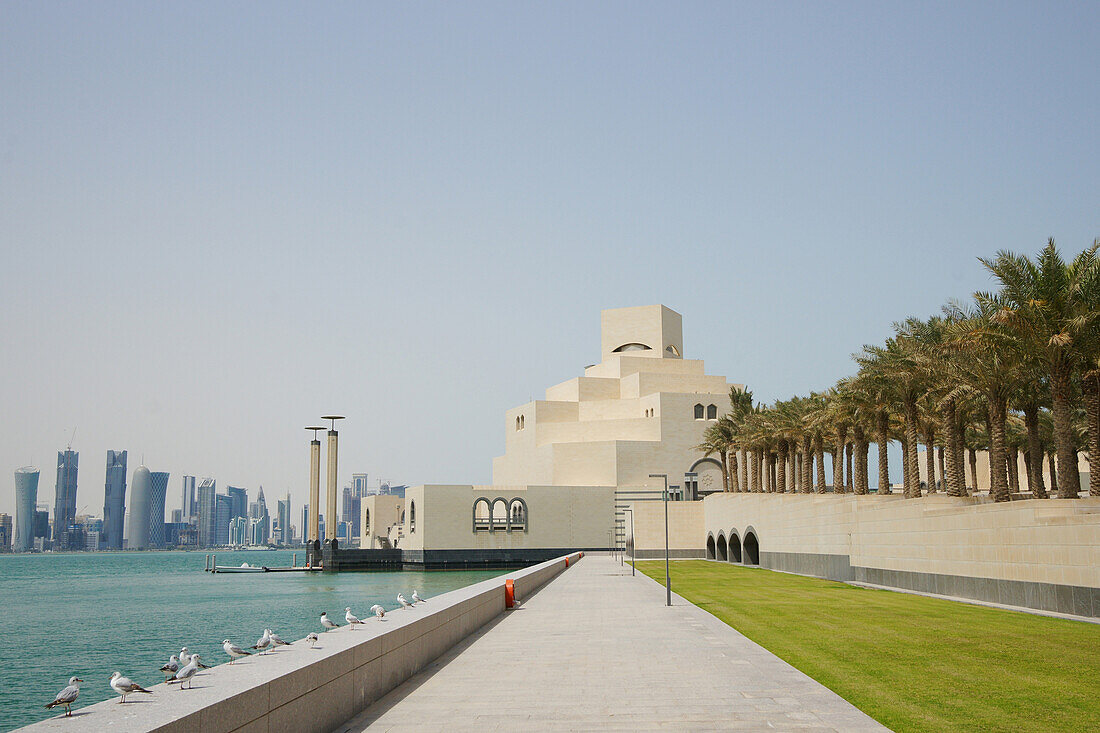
53,450,78,550
14,467,40,552
149,471,169,548
128,465,152,549
226,486,248,522
196,478,216,547
102,450,127,550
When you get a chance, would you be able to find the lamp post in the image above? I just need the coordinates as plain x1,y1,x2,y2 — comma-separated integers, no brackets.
684,471,698,501
623,507,635,576
649,473,671,606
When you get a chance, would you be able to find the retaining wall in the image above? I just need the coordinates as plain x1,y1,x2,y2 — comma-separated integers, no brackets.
20,553,583,733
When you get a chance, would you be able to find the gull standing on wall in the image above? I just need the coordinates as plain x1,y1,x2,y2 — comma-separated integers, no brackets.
320,612,339,630
269,629,291,647
180,648,210,669
306,632,319,648
370,604,385,619
223,639,252,663
45,677,81,717
251,629,272,654
412,590,425,604
345,607,364,626
160,655,179,681
110,672,152,703
397,593,413,609
168,655,201,690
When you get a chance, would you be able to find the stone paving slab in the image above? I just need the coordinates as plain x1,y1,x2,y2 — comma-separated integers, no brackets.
338,555,889,732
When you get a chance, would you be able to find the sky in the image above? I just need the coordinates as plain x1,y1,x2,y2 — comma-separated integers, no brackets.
1,1,1097,519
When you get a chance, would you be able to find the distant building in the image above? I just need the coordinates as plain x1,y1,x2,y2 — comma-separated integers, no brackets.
342,484,361,537
14,468,40,552
128,466,152,550
34,507,50,541
0,513,12,551
226,486,248,522
229,516,248,545
149,471,169,548
248,487,269,544
53,450,79,550
164,521,191,547
170,509,183,524
249,516,269,545
277,496,290,545
102,450,127,550
301,505,310,545
215,494,232,546
63,523,86,551
196,478,216,547
180,475,197,523
352,473,368,497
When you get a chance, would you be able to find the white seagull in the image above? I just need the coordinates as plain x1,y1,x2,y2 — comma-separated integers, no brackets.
320,612,339,630
251,629,272,654
370,604,385,619
269,629,291,646
180,647,210,669
397,593,413,609
45,676,82,717
223,639,252,663
160,655,180,681
168,654,201,690
345,607,364,626
110,672,152,703
412,590,426,604
305,632,319,648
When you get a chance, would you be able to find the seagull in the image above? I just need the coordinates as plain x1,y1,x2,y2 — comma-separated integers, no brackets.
305,632,319,648
45,677,82,717
268,629,291,646
320,612,339,630
370,604,385,619
412,590,426,604
168,655,200,690
251,629,272,654
180,647,210,669
110,672,152,703
345,607,364,626
160,655,180,681
223,639,252,663
397,593,413,609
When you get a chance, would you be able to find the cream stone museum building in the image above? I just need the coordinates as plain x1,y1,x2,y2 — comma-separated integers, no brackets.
358,304,739,566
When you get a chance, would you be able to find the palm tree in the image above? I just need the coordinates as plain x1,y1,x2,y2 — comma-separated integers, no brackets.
696,417,735,491
980,239,1100,498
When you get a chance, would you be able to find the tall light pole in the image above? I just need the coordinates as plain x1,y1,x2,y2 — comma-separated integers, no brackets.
650,473,671,606
305,426,325,543
321,416,344,542
623,507,635,576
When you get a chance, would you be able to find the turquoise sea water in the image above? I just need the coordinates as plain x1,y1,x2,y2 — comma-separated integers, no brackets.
0,551,503,731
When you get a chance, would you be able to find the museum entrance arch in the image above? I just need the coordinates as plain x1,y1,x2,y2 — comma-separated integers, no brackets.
743,529,760,566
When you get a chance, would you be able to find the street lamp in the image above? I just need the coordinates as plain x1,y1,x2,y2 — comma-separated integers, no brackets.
649,473,671,606
623,507,635,576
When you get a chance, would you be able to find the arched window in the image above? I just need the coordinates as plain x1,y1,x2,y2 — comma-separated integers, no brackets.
508,497,529,532
520,415,525,429
409,501,416,532
472,497,491,531
515,416,521,431
491,497,509,530
694,403,705,420
665,345,680,357
364,509,370,535
706,534,716,560
613,343,652,352
707,404,718,420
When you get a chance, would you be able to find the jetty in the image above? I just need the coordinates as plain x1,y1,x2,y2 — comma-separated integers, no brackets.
203,553,321,573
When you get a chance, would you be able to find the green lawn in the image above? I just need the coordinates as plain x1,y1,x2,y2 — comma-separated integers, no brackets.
636,560,1100,733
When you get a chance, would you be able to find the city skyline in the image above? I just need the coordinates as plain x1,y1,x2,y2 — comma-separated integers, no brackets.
2,3,1097,517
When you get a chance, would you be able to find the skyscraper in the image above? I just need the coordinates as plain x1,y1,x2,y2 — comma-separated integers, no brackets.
301,504,310,545
226,486,248,522
0,513,12,551
229,516,248,545
53,450,78,550
14,467,39,552
102,450,127,550
128,466,152,550
341,484,361,537
196,477,216,547
180,475,196,522
149,471,169,548
248,486,269,544
277,495,290,545
215,494,231,546
352,473,368,497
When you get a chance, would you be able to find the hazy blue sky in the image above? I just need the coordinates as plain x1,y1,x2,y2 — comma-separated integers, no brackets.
2,2,1097,518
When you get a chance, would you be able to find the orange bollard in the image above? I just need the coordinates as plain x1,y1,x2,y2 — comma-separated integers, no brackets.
505,579,515,608
565,557,570,567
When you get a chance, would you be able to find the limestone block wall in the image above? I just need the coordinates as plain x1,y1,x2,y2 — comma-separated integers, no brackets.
20,553,584,733
703,493,1100,617
627,500,706,558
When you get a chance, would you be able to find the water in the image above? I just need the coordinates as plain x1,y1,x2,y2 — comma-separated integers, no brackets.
0,551,504,731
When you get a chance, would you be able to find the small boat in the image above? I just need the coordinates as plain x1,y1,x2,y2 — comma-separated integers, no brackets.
213,563,266,573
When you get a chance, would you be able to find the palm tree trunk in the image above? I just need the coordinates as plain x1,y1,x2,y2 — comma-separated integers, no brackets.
833,425,848,494
1083,373,1100,497
772,453,779,492
900,434,910,496
1048,452,1058,495
937,446,946,492
1051,367,1081,498
1023,449,1032,493
988,397,1011,502
861,440,870,494
954,412,969,496
969,448,978,493
789,450,797,493
719,450,729,492
903,399,920,498
1007,448,1020,491
941,400,964,496
876,411,890,494
740,449,748,493
730,449,740,492
801,435,813,493
776,442,788,494
845,443,854,492
923,427,936,494
750,448,760,493
853,426,868,495
814,434,826,493
1022,406,1046,498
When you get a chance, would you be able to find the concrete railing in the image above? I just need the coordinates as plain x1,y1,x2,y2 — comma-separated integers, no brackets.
21,552,583,733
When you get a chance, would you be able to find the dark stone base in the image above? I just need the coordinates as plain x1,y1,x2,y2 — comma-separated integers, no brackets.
320,546,612,571
761,551,853,581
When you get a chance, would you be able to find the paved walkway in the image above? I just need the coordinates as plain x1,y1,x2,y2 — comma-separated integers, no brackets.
339,555,888,732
